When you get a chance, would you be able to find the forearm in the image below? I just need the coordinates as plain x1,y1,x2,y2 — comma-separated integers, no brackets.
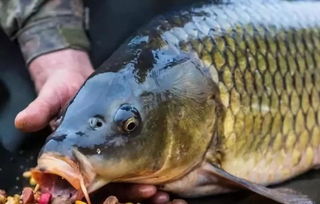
0,0,89,64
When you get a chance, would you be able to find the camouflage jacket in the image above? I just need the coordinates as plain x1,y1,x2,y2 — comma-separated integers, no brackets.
0,0,89,64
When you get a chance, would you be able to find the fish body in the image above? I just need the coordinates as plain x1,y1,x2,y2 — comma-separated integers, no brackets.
32,0,320,203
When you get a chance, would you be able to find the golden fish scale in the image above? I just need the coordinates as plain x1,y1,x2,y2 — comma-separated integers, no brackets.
162,1,320,184
214,26,320,184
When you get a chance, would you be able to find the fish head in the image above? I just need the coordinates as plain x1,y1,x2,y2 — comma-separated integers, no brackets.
31,48,220,201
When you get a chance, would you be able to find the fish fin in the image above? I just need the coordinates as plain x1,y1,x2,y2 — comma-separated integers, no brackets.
204,163,314,204
161,162,235,197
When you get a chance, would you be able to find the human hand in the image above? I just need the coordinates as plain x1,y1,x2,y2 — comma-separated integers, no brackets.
97,183,186,204
15,49,94,132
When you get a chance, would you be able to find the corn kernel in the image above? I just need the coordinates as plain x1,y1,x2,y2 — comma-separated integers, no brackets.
29,177,37,186
5,195,20,204
75,201,87,204
22,171,31,178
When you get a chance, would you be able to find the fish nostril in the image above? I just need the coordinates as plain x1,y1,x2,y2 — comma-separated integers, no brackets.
96,121,103,127
88,117,104,130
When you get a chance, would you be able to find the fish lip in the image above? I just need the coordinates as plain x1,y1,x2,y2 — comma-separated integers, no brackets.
31,153,93,201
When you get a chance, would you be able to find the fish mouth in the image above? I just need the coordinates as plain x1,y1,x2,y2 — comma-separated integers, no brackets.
31,153,93,203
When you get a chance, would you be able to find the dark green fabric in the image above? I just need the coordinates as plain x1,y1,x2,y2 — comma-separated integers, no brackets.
0,0,89,64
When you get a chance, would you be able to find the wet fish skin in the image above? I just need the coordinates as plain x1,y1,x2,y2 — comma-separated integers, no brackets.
33,0,320,201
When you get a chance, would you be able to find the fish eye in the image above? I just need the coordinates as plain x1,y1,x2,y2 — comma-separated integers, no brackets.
88,116,104,130
123,117,139,132
114,104,141,133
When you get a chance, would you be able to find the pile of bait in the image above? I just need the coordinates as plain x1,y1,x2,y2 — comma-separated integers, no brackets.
0,172,122,204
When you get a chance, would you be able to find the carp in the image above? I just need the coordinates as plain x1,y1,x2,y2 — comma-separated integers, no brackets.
31,0,320,203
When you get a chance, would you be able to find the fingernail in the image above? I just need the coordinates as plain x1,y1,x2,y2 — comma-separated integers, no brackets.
138,185,156,197
171,199,188,204
153,193,170,204
15,111,26,128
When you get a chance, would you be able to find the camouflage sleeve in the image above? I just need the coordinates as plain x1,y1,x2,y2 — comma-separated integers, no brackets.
0,0,90,64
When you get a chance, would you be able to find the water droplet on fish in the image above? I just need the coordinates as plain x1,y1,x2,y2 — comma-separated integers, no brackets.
97,148,101,154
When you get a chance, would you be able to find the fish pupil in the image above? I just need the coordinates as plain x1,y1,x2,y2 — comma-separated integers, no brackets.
126,121,137,131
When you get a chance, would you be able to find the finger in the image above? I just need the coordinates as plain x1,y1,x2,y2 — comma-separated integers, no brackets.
166,199,188,204
148,191,170,204
15,97,59,132
102,196,119,204
49,116,61,131
15,84,61,132
102,183,157,202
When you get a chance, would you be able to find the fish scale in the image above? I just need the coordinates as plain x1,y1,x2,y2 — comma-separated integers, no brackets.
154,0,320,184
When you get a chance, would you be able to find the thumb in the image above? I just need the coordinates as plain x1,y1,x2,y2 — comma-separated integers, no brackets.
15,84,62,132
